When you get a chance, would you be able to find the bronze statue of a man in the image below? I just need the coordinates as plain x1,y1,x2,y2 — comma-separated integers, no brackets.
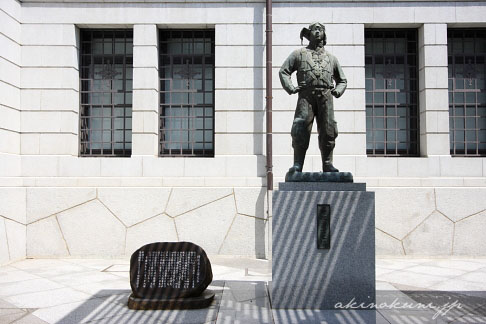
279,23,347,173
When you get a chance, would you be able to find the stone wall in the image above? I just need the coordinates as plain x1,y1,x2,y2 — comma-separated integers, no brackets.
0,0,25,265
0,1,485,264
25,187,268,258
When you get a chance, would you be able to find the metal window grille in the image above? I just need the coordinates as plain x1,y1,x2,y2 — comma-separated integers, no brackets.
448,29,486,156
79,29,133,157
365,29,419,156
159,30,215,157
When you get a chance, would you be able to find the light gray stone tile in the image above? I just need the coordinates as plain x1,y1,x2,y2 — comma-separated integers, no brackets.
103,264,129,272
220,281,267,303
0,310,30,324
376,281,399,291
20,67,78,90
435,188,486,222
4,287,91,308
26,188,96,224
376,230,404,256
0,219,9,265
0,308,25,318
456,271,486,285
125,215,177,256
175,196,236,254
11,313,49,324
379,270,445,289
379,309,448,324
133,24,157,46
225,155,266,178
184,157,227,178
273,309,388,324
0,34,20,66
355,157,398,177
403,211,454,256
374,188,435,240
166,188,233,217
21,45,77,68
0,297,19,308
27,216,69,258
0,270,40,284
97,188,171,228
217,308,272,324
439,157,483,177
421,24,447,46
0,129,20,155
33,295,133,324
0,188,25,225
219,215,267,258
376,268,396,277
57,200,126,257
100,157,143,177
0,278,63,297
50,271,122,287
21,24,75,46
454,211,486,256
39,133,77,155
142,156,185,177
405,265,466,278
61,259,126,271
70,280,130,299
414,2,456,23
111,272,130,280
10,259,90,277
423,259,486,272
429,278,486,292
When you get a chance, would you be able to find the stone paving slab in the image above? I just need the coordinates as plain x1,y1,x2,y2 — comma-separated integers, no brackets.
0,257,486,323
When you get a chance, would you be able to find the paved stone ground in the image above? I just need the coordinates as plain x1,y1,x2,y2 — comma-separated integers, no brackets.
1,257,486,323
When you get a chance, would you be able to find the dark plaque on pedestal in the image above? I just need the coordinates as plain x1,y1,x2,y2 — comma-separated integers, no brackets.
128,242,214,310
317,204,331,249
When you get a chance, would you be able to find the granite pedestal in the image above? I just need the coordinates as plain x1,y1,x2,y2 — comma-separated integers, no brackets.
272,182,375,309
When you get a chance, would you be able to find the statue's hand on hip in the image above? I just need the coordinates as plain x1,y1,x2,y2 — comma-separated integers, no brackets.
331,88,341,98
292,81,306,94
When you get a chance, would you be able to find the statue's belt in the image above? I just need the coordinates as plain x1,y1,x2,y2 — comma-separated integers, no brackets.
301,86,332,96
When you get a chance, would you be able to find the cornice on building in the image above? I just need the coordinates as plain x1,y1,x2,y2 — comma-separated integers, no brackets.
16,0,486,3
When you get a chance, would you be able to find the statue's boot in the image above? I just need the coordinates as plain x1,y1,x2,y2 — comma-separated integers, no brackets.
288,148,306,173
322,151,339,172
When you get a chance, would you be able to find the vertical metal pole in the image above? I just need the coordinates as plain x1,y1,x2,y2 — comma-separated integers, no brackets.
265,0,273,260
265,0,273,193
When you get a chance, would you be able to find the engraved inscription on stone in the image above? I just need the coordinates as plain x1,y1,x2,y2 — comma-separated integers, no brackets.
135,251,200,290
129,242,212,299
317,204,331,249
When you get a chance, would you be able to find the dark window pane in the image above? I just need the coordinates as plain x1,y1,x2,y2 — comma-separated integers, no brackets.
365,29,418,156
79,29,133,157
448,28,486,156
159,29,215,157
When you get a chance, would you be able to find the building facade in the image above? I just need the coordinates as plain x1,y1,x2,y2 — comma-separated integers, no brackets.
1,0,486,264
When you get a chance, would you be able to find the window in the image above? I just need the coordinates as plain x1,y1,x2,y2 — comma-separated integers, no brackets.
80,29,133,156
365,29,419,156
159,30,215,157
448,29,486,156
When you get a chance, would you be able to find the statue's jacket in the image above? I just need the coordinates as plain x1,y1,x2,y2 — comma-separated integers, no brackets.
279,47,347,96
279,47,347,141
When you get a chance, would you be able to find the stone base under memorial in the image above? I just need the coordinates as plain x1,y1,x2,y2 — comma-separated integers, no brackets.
127,290,215,310
271,182,376,309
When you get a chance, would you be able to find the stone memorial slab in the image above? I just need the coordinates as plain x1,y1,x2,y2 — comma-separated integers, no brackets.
128,241,214,310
